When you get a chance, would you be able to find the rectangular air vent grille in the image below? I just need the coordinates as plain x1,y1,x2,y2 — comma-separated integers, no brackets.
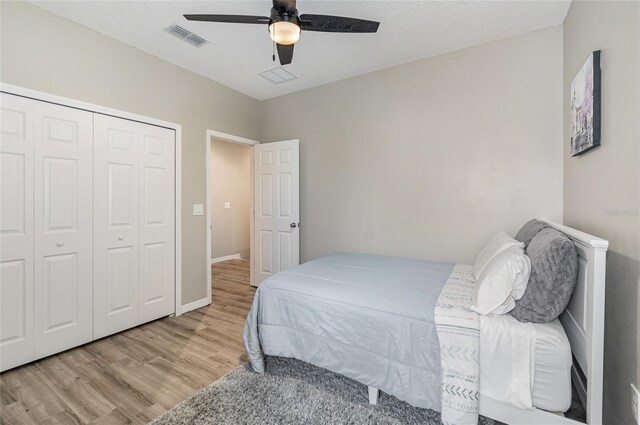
164,24,209,47
259,67,298,84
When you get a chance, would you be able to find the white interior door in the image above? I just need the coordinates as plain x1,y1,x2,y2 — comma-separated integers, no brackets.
0,93,35,370
253,140,299,285
93,114,140,338
33,101,93,358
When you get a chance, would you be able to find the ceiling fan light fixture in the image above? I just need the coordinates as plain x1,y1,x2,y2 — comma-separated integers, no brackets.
269,21,300,45
183,1,380,65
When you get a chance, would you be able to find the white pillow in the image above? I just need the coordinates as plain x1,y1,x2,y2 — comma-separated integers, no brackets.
471,246,532,315
473,231,523,279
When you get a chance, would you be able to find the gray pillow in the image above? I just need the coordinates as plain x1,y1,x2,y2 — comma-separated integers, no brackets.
511,227,578,323
514,219,547,248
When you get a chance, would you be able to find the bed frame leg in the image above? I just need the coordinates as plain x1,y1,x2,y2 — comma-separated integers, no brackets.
368,386,379,405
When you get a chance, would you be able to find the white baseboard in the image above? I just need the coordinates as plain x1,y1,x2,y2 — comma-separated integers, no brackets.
177,297,210,315
210,253,242,264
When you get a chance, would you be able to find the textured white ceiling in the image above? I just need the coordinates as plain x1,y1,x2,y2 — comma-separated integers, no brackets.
31,1,570,100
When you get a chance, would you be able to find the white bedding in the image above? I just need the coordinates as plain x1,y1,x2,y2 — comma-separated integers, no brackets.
479,315,572,412
435,264,480,425
530,319,573,412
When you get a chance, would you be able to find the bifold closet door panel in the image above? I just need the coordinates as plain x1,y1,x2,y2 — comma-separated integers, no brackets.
0,93,35,371
33,101,94,358
94,114,175,338
139,124,175,323
93,114,141,339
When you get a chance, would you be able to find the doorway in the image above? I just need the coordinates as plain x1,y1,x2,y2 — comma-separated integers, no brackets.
206,131,258,301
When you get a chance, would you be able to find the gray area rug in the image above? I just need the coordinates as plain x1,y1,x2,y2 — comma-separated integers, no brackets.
151,356,496,425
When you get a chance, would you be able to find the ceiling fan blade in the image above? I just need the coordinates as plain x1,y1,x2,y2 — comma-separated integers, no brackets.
299,14,380,33
273,0,296,15
183,14,270,24
277,43,294,65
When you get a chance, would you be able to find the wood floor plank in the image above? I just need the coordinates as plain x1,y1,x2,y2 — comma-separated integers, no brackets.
87,408,131,425
0,260,255,425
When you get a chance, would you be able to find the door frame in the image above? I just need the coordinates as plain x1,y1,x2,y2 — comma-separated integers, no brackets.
0,83,184,317
206,130,259,299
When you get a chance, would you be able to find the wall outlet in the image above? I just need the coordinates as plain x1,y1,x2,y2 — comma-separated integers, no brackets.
224,202,231,210
632,383,639,423
192,204,204,216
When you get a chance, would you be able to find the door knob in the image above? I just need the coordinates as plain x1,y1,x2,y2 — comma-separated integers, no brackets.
118,235,124,241
56,241,64,247
290,223,297,228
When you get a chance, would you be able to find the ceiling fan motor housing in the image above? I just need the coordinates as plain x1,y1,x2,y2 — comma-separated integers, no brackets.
269,7,300,28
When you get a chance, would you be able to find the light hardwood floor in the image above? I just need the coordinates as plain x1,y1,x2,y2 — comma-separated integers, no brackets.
0,259,255,425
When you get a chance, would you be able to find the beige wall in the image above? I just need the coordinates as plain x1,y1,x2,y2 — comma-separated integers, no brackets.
210,139,251,260
0,1,261,304
261,26,564,264
563,2,640,424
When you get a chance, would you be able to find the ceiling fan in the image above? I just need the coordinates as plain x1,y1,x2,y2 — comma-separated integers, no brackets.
184,0,380,66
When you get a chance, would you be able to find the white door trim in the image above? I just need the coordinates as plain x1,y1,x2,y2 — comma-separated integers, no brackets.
206,130,259,302
209,130,260,147
0,83,184,318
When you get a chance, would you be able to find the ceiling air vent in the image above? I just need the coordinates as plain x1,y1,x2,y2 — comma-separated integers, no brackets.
259,67,298,84
163,24,209,47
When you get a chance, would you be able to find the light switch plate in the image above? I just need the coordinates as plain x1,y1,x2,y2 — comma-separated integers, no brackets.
224,202,231,210
193,204,204,216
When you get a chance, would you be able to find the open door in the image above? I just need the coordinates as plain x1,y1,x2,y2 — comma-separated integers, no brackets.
253,140,299,285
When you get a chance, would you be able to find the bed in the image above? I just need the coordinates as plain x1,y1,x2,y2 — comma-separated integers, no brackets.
243,221,608,425
245,253,452,410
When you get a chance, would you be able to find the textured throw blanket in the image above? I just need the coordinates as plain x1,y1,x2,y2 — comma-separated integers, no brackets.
434,264,480,425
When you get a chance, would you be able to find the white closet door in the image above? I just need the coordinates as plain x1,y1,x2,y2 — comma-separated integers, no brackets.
93,114,141,338
139,124,175,323
94,115,175,338
33,101,93,357
0,94,35,371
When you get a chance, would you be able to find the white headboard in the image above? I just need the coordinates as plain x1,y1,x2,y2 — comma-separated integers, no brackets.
544,221,608,425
